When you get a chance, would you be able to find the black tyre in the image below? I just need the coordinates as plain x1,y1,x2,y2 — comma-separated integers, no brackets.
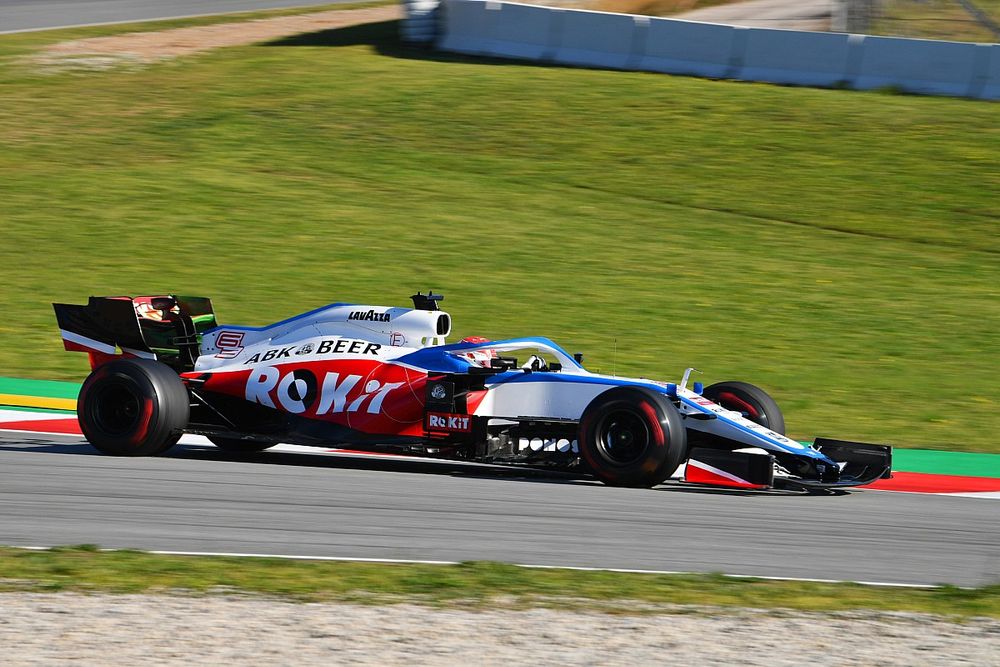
578,387,686,488
78,359,189,456
702,381,785,434
209,437,276,454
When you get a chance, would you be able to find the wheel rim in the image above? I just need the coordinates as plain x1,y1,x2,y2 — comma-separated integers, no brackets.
595,408,651,465
91,381,141,436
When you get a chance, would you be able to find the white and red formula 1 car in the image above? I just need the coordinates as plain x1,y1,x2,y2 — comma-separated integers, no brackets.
54,293,891,490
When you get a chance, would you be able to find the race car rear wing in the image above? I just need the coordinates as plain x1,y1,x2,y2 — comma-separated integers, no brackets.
53,295,217,372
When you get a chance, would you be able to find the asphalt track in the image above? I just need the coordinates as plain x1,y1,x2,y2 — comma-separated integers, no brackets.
0,0,346,34
2,431,998,587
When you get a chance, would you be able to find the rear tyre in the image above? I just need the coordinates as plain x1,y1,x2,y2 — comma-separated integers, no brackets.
77,359,189,456
579,387,686,488
209,437,276,454
702,381,785,434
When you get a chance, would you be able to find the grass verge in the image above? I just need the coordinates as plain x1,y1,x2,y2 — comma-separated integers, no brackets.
0,13,997,452
873,0,1000,42
2,546,999,617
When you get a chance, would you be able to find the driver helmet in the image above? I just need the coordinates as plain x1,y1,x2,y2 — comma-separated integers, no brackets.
134,296,180,322
457,336,497,367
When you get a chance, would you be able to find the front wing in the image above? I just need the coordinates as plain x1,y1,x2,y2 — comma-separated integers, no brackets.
684,438,892,491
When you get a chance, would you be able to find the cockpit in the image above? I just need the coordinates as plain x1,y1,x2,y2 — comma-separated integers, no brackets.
448,337,582,374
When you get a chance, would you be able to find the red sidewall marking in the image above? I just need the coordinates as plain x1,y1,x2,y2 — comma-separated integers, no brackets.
868,472,1000,494
637,401,665,447
129,398,155,445
718,392,759,418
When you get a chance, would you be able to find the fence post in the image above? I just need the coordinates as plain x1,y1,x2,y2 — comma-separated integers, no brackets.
401,0,442,44
846,0,876,34
832,0,847,32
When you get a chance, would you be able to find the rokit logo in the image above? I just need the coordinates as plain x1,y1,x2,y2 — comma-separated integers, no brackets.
246,368,404,415
244,339,382,364
348,309,391,323
426,412,472,433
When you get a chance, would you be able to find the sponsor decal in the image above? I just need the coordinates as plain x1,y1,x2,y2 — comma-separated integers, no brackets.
518,438,578,453
685,459,768,489
349,309,391,323
215,331,245,359
246,367,404,416
425,380,455,405
389,331,406,347
426,412,472,433
244,338,382,364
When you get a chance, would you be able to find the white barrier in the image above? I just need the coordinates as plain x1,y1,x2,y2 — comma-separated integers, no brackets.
554,10,644,70
639,19,740,78
740,29,856,87
854,36,980,96
486,2,559,60
401,0,439,43
979,44,1000,99
438,0,494,55
435,0,997,101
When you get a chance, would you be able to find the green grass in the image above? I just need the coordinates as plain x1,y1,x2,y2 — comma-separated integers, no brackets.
2,546,999,617
873,0,1000,42
0,14,997,452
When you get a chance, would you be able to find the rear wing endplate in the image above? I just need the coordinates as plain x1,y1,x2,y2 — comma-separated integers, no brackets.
53,295,216,371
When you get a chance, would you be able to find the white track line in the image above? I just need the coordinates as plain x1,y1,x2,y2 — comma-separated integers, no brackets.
0,409,74,422
865,488,1000,501
946,491,1000,499
6,546,944,589
0,411,970,586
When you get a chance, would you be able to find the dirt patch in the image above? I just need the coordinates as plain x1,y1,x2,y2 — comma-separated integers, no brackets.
31,6,400,70
2,593,998,666
591,0,736,17
671,0,832,30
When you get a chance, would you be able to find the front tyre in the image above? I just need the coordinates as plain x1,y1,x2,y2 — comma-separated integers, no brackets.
702,381,785,434
579,387,686,488
77,359,189,456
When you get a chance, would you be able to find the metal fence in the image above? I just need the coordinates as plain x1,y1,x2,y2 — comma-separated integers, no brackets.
837,0,1000,42
406,0,1000,45
435,0,999,99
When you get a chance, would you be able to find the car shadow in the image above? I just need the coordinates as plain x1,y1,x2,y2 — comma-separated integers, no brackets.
0,436,596,485
0,435,845,497
262,19,549,69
